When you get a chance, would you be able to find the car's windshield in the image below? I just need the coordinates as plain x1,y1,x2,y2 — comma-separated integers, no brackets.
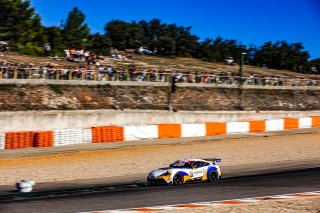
170,160,191,168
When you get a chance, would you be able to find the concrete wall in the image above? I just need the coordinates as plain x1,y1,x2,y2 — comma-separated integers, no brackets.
1,81,320,132
1,109,320,132
1,82,320,112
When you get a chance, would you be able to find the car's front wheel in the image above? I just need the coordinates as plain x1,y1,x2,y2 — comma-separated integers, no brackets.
172,174,183,185
208,170,219,182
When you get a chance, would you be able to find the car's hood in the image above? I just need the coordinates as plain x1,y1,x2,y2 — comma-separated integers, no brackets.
151,167,170,173
149,167,191,178
148,167,171,177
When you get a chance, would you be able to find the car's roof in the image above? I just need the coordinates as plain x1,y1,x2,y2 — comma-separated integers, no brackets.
176,158,209,163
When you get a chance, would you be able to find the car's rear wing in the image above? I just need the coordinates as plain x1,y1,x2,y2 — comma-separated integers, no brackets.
204,158,222,164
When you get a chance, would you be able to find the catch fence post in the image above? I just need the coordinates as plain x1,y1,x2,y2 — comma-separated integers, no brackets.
28,69,32,79
93,71,97,81
126,71,130,81
56,70,59,80
13,68,18,79
69,70,72,80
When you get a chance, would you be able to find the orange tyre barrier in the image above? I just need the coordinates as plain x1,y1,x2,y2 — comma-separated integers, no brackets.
34,131,54,147
158,124,181,138
249,120,266,133
205,123,227,136
92,126,124,143
5,131,35,149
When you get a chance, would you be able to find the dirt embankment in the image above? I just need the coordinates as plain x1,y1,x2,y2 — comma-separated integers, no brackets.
0,83,319,111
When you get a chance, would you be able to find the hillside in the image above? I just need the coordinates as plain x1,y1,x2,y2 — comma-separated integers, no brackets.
1,51,320,112
1,52,318,79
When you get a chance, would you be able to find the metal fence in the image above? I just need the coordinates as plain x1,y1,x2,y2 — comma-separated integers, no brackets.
0,67,319,87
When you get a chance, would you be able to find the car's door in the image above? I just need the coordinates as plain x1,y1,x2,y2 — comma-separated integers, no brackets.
190,161,206,179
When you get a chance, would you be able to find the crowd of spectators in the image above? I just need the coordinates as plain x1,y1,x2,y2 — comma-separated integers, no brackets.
59,47,131,63
63,48,100,65
0,60,319,87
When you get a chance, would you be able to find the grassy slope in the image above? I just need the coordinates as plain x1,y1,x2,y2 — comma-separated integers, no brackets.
1,51,317,79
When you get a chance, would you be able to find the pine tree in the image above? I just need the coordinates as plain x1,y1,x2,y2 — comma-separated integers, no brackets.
62,7,90,49
0,0,45,55
44,27,65,56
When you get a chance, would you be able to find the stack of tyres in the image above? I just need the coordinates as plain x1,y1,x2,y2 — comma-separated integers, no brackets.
5,132,35,149
24,132,35,148
92,126,124,143
54,129,73,146
53,129,91,146
92,126,105,143
116,126,124,141
83,129,92,143
34,131,54,147
0,132,5,149
5,132,17,149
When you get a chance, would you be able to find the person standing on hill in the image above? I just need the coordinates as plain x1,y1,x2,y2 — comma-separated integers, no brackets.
43,43,51,57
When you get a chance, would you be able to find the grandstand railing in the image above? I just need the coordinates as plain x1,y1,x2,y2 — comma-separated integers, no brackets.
0,67,319,87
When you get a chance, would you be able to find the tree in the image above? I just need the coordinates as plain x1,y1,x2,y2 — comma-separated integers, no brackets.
156,36,176,56
104,20,147,49
104,20,131,49
0,0,45,55
87,33,111,55
193,37,243,63
251,41,310,70
62,7,90,49
174,26,199,57
44,27,65,56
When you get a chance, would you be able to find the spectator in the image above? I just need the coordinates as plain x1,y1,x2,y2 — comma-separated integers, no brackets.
43,43,51,56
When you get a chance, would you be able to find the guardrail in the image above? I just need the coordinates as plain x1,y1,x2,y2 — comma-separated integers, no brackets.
0,67,319,87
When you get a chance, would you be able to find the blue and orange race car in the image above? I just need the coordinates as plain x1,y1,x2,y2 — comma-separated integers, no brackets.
147,158,222,185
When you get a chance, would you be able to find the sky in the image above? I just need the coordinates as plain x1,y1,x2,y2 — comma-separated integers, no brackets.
30,0,320,59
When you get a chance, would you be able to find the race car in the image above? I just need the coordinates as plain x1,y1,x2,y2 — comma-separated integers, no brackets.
147,158,222,185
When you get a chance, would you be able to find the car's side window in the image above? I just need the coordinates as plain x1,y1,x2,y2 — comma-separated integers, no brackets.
192,161,202,168
200,162,209,167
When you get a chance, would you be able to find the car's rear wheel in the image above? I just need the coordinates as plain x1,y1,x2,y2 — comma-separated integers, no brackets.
172,174,183,185
208,170,219,182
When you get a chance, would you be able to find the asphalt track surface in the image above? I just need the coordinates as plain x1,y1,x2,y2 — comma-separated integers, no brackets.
0,168,319,213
